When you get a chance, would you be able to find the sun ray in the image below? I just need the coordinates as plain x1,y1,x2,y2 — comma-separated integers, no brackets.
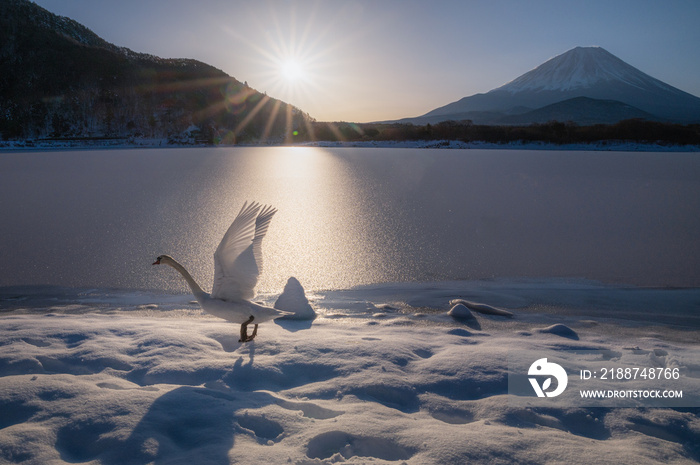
218,3,331,114
302,114,317,142
325,122,346,142
284,103,295,144
233,93,272,139
216,1,377,127
261,98,282,142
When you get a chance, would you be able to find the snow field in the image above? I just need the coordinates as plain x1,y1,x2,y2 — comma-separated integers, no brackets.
1,304,699,464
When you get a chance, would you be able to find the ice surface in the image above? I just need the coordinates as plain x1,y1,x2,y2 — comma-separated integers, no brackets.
1,281,698,464
2,148,700,294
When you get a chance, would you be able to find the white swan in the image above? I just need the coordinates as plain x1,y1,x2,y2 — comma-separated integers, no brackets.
153,201,292,342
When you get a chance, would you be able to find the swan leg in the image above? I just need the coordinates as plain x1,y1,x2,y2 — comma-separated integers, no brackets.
239,315,256,343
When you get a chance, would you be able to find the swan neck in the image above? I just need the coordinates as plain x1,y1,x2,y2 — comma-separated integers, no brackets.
167,258,205,297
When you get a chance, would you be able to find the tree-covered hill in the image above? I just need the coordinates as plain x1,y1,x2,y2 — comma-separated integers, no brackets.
0,0,311,143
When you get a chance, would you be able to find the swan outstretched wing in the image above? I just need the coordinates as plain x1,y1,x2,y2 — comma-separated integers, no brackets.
212,202,277,301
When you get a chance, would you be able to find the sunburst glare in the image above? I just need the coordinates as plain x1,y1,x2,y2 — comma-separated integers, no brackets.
213,2,372,141
281,59,304,82
219,2,355,118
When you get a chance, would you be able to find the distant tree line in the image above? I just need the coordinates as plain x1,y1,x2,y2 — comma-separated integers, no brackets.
292,119,700,147
3,1,698,148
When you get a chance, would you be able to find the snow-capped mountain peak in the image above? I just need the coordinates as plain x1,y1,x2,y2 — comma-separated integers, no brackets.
496,46,672,94
393,45,700,125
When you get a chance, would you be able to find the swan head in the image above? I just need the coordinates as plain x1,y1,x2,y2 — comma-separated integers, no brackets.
152,255,174,266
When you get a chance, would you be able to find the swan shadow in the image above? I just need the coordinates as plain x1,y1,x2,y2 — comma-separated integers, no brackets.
81,372,286,464
234,341,255,368
223,343,261,391
70,386,239,465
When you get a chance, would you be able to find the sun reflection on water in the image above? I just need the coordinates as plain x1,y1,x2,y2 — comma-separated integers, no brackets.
170,147,398,296
241,147,392,293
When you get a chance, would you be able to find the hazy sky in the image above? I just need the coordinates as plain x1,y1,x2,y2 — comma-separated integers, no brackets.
32,0,700,122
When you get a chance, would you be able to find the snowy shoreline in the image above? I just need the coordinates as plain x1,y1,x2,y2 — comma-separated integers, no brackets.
299,139,700,152
1,281,699,464
1,138,699,152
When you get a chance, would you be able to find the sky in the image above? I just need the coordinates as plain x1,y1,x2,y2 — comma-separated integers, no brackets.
31,0,700,123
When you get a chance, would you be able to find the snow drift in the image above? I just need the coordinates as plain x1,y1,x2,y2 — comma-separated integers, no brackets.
1,281,699,464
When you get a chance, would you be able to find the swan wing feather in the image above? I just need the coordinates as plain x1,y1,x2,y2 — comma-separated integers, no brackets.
212,202,277,301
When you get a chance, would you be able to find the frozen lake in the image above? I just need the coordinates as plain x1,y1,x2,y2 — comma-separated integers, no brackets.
1,147,699,292
2,147,700,464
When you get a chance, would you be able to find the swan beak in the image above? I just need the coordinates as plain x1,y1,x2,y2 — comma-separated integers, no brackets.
152,258,161,265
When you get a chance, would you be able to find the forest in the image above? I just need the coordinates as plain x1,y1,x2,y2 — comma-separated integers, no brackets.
294,119,700,147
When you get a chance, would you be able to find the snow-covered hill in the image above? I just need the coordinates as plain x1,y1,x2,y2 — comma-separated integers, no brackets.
400,47,700,125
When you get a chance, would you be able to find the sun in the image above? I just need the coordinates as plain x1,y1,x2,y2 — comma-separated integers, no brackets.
281,59,304,82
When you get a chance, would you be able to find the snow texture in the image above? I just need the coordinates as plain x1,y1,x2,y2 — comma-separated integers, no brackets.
1,281,699,464
498,47,675,94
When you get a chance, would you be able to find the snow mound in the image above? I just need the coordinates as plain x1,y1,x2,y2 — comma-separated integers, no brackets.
274,277,316,320
536,323,579,340
449,299,514,318
447,303,475,320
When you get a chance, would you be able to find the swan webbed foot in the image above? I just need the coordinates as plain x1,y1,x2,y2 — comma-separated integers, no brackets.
239,315,257,343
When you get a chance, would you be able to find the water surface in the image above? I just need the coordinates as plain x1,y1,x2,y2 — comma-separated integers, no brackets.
1,147,698,292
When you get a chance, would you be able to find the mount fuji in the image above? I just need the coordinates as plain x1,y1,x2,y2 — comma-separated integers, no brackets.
398,47,700,125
